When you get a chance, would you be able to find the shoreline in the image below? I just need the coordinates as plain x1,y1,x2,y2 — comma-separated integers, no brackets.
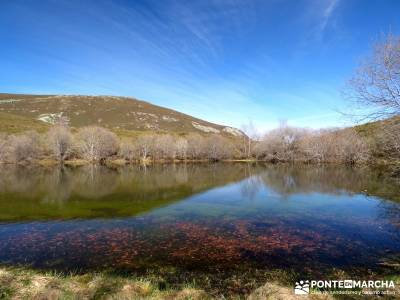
0,157,398,169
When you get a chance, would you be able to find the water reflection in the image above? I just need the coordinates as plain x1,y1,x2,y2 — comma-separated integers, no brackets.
259,164,400,201
0,163,261,221
0,163,399,289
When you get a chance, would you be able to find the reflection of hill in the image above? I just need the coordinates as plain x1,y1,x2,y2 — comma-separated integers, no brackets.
0,163,261,221
1,163,398,222
259,164,400,202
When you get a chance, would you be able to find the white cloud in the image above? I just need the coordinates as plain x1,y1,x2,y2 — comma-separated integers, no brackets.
318,0,340,36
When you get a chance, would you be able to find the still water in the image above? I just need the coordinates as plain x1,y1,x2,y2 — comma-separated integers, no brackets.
0,163,399,292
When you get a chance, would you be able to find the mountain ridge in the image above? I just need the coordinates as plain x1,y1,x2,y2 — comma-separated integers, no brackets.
0,93,244,137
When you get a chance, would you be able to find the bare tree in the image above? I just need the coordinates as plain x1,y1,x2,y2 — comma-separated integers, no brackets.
76,126,119,161
47,126,72,161
205,135,234,161
330,129,370,164
7,131,40,162
298,130,329,163
346,34,400,120
241,120,258,158
255,122,306,162
134,134,155,161
255,123,369,164
153,134,176,160
119,141,138,161
187,133,205,159
175,137,188,160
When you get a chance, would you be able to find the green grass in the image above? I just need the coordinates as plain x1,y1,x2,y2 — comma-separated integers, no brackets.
0,266,337,299
0,93,240,137
0,112,50,134
354,116,400,139
6,266,397,299
0,266,211,299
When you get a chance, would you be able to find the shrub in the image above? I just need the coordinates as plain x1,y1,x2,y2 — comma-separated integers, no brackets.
76,126,119,161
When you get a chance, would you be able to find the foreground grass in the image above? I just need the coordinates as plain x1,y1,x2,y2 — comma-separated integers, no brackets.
1,267,399,299
0,267,210,300
0,267,339,300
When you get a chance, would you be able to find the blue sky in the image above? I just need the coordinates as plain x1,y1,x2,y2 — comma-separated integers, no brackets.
1,0,399,131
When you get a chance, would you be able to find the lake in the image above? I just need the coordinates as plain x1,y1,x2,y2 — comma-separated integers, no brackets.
0,163,399,294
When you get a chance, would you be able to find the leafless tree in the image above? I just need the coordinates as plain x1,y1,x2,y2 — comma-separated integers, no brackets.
76,126,119,161
153,134,176,160
7,131,40,162
175,137,188,160
241,120,258,158
205,135,234,161
47,126,72,161
119,141,138,161
134,134,155,161
330,129,370,164
187,133,205,159
298,130,329,163
255,122,306,161
255,123,369,164
346,34,400,120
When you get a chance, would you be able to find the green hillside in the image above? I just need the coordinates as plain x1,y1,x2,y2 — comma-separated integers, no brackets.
0,112,50,134
354,116,400,136
0,93,243,137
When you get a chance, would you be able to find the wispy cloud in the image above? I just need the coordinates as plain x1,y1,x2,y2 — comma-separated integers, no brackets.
0,0,364,131
317,0,340,37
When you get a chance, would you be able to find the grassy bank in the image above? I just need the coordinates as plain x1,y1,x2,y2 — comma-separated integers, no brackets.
0,267,209,300
0,267,339,300
2,266,399,299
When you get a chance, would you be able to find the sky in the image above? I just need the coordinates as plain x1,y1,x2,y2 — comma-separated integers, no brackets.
1,0,400,132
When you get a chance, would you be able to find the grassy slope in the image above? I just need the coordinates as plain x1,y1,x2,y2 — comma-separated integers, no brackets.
0,112,50,134
0,93,240,137
354,116,400,164
354,115,399,137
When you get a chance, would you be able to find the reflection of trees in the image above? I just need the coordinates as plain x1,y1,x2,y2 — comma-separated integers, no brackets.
42,167,73,203
259,164,400,202
0,165,45,196
1,163,399,221
0,163,264,221
240,175,263,200
73,164,119,198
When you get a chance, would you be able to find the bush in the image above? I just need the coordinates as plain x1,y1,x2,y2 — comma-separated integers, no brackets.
76,126,119,161
7,131,40,162
47,126,72,161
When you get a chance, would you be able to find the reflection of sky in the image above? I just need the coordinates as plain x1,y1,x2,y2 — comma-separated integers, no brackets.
151,175,380,219
0,174,400,276
146,175,399,246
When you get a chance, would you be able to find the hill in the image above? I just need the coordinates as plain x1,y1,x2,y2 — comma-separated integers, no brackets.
0,112,50,134
354,115,400,137
0,93,243,137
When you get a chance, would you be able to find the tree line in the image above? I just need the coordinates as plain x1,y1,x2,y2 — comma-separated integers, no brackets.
0,126,238,163
0,123,382,164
